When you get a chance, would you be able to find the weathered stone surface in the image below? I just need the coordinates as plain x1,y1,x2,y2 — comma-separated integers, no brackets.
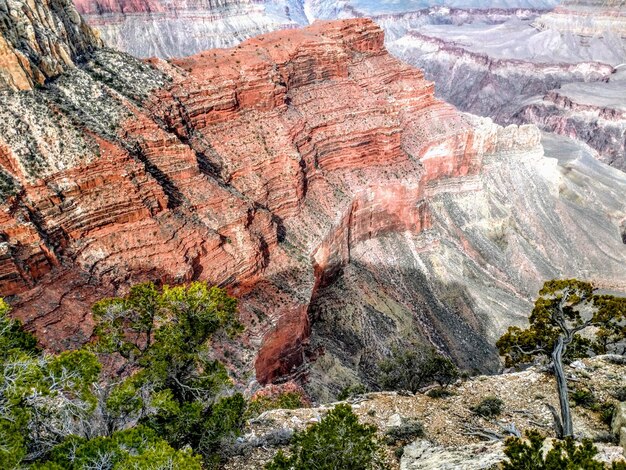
401,440,504,470
534,0,626,37
513,84,626,169
71,1,626,167
0,0,102,91
224,356,626,469
383,6,626,170
613,402,626,456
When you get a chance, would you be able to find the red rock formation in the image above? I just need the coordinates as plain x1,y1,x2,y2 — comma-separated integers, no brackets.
139,19,506,382
6,5,612,388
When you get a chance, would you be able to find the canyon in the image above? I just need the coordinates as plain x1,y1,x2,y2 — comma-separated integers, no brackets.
74,0,626,171
385,1,626,170
1,0,626,401
307,0,626,170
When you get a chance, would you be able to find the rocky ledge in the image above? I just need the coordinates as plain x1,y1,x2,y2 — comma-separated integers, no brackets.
383,6,626,169
513,85,626,170
533,0,626,37
72,0,298,58
224,356,626,469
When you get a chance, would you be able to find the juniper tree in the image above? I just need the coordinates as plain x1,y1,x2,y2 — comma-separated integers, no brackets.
497,279,626,437
0,300,103,465
92,281,246,467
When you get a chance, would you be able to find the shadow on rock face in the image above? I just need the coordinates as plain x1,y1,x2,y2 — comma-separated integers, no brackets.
304,259,500,402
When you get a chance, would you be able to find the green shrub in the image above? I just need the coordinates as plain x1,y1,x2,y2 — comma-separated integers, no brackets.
46,426,202,469
427,387,455,399
0,300,102,467
93,282,245,468
571,389,596,409
502,430,621,469
0,284,241,470
599,402,617,427
471,396,504,418
384,418,424,445
378,347,458,393
0,298,38,359
612,386,626,402
265,404,384,470
338,384,368,400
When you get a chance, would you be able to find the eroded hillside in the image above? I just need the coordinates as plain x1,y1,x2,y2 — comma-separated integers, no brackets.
1,0,625,399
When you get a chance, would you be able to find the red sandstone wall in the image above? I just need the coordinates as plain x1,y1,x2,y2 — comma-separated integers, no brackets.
1,18,503,382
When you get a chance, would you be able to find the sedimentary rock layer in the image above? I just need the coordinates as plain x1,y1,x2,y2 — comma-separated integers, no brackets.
513,81,626,168
71,0,561,59
2,0,626,398
73,0,300,58
384,7,626,170
0,0,102,91
534,0,626,37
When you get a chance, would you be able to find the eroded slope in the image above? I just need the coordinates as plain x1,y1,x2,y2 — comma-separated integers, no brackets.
1,1,625,398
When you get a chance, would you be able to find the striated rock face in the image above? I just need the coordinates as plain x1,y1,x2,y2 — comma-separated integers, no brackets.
533,0,626,37
384,6,626,170
514,82,626,169
0,0,102,91
70,0,626,167
71,0,561,59
2,1,626,397
72,0,301,58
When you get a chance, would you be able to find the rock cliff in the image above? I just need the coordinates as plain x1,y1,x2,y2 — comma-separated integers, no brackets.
513,82,626,168
533,0,626,37
70,1,626,168
70,0,561,59
0,0,102,91
383,6,626,169
1,0,626,397
72,0,300,58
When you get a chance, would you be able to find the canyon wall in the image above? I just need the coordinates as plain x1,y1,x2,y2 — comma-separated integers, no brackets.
513,84,626,168
0,0,102,90
383,7,626,170
70,0,626,169
533,0,626,37
2,0,626,399
72,0,301,58
71,0,562,59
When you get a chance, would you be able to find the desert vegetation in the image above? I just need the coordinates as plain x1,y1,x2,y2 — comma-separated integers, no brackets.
0,283,300,469
378,346,459,393
503,430,626,470
470,396,505,418
2,277,625,469
497,279,626,437
265,404,384,470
